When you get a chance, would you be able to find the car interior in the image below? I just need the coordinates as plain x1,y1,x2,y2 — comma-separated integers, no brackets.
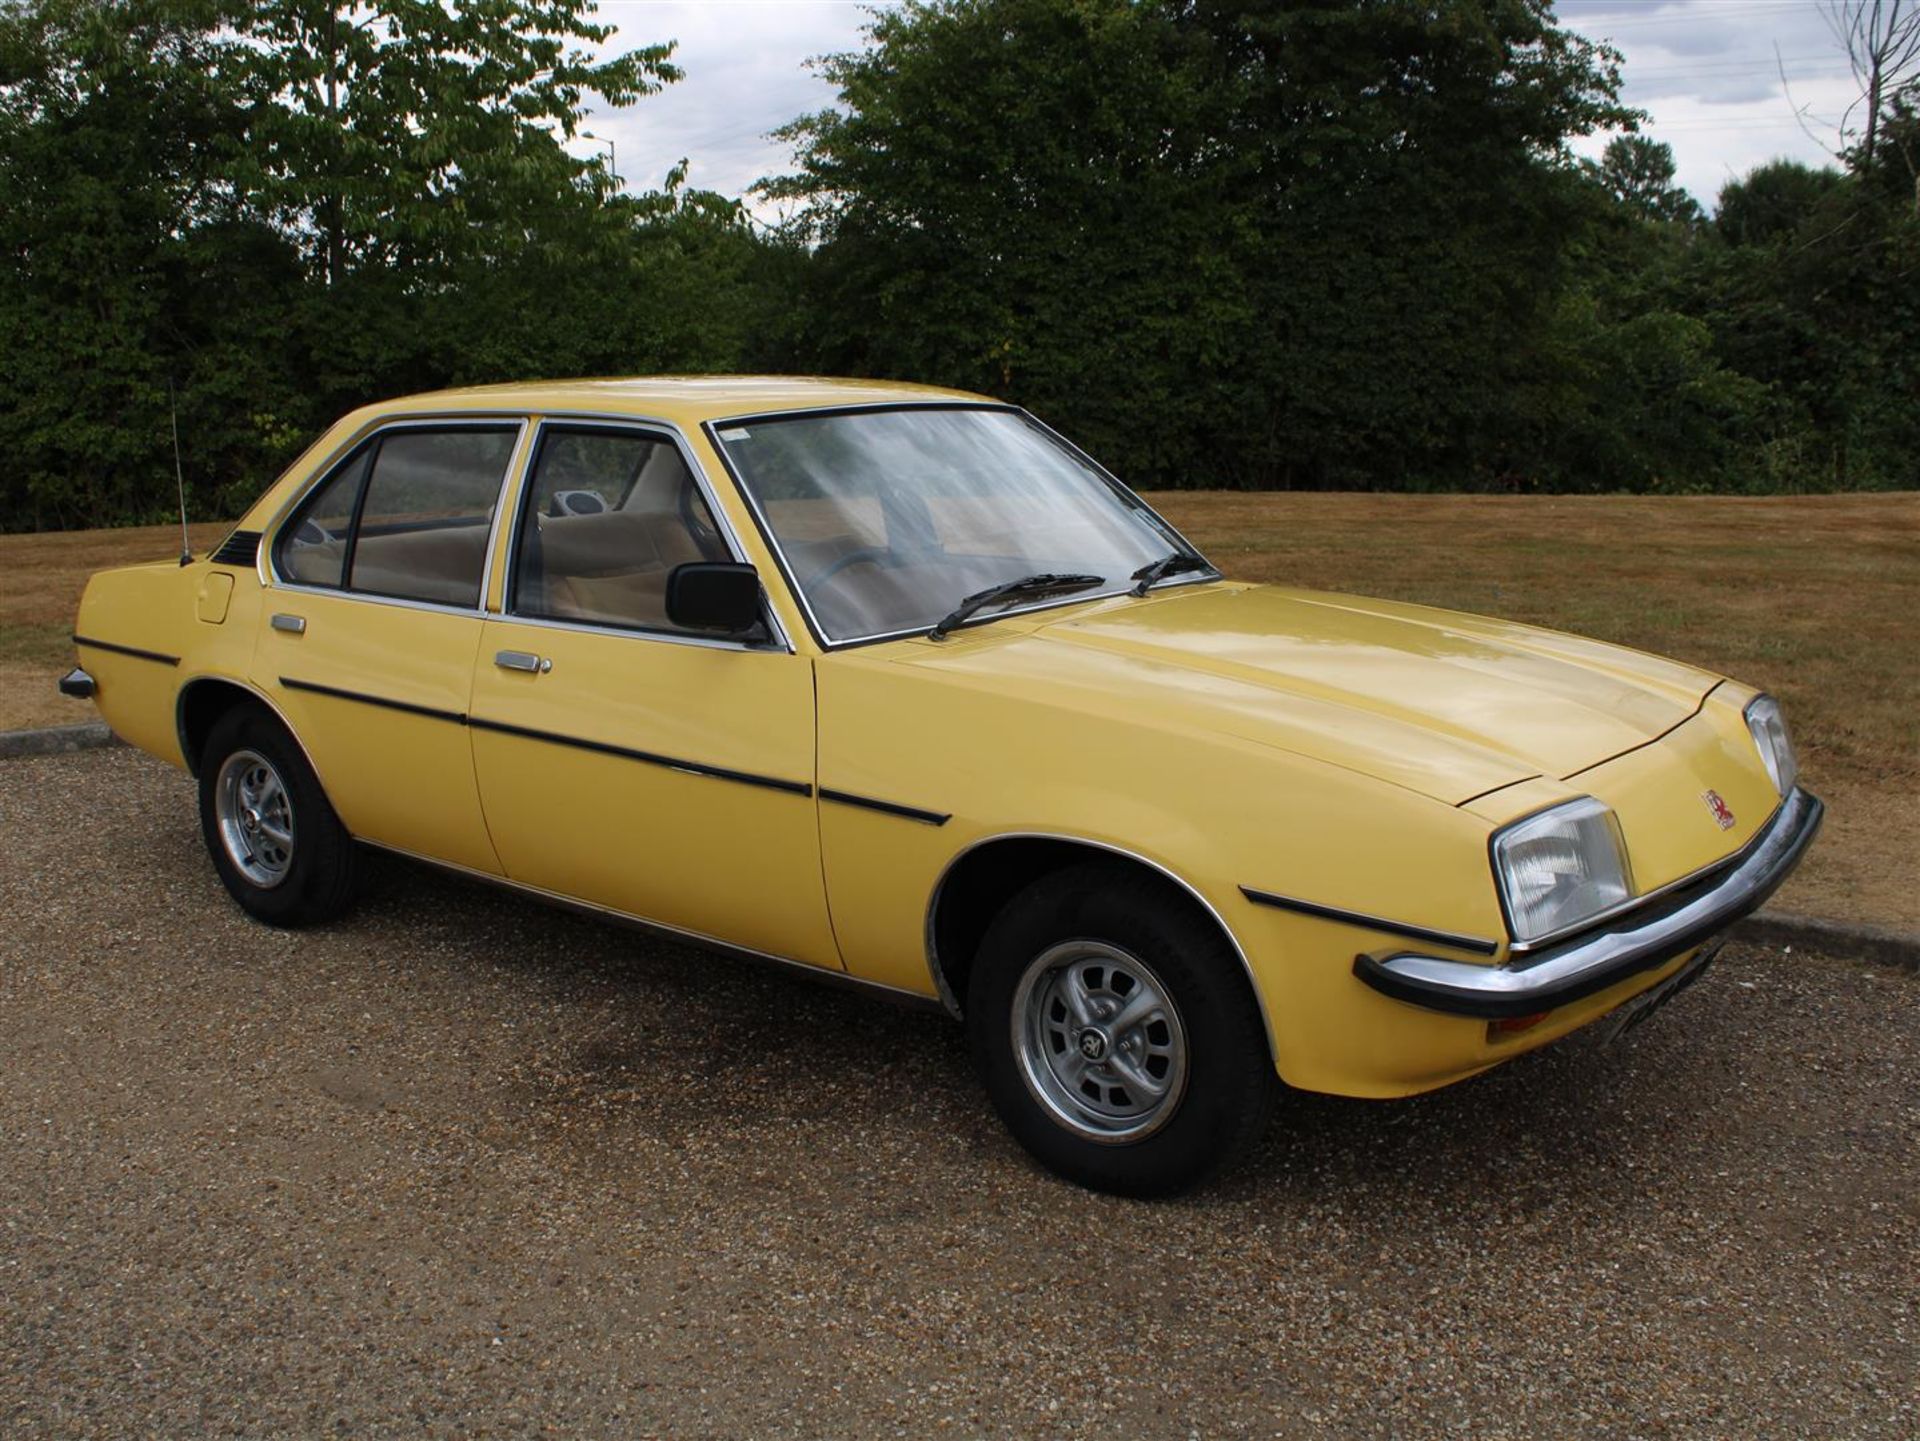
514,439,731,630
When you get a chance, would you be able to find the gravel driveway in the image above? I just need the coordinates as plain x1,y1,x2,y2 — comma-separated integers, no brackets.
2,748,1914,1438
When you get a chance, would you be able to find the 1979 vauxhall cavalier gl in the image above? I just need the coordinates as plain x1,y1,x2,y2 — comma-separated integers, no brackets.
65,378,1822,1194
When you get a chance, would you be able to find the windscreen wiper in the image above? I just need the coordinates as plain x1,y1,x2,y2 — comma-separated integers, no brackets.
928,573,1106,641
1129,552,1211,596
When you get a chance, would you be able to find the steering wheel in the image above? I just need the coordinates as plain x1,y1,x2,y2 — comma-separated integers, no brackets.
801,544,906,589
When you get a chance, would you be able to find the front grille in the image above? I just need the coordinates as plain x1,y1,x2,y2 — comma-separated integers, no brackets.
209,530,261,568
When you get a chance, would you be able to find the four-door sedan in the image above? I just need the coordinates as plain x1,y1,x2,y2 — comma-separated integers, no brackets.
65,378,1822,1194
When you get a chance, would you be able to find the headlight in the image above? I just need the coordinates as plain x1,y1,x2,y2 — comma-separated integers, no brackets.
1493,797,1634,946
1744,694,1797,797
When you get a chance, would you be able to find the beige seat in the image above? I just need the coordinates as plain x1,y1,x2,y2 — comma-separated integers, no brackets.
348,524,492,606
280,523,490,607
530,509,725,628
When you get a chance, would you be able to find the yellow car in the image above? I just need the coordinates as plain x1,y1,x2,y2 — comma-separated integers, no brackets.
65,378,1822,1194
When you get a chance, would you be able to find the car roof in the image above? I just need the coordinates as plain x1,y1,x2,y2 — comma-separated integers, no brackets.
370,375,996,427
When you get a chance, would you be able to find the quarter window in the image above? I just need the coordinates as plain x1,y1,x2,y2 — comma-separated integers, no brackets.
277,451,368,588
275,426,518,607
510,427,735,634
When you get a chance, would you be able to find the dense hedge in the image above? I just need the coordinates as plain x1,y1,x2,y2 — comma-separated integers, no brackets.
2,0,1915,532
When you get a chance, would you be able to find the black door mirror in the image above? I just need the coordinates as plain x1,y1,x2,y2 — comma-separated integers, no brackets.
667,562,763,635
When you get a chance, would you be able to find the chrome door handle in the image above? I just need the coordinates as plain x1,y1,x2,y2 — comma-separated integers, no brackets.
270,613,306,634
494,650,551,674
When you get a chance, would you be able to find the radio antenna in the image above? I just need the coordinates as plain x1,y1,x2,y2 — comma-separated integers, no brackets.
169,376,191,566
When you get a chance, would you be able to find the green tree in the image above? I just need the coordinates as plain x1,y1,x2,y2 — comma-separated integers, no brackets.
0,0,304,527
767,0,1636,490
0,0,744,531
764,0,1243,480
1695,164,1920,490
224,1,679,284
1714,159,1843,247
1588,135,1704,226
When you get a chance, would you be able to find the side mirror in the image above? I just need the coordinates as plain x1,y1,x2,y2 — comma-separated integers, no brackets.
667,561,763,635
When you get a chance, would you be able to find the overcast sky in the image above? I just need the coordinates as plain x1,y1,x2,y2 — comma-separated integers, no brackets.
578,0,1866,216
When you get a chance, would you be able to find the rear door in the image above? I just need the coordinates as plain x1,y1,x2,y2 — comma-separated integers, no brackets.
258,419,525,875
465,420,839,968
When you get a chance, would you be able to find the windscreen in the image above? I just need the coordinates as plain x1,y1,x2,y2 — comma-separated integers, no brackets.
714,407,1203,643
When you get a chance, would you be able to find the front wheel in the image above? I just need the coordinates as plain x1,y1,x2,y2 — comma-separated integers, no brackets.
197,704,358,926
968,863,1275,1196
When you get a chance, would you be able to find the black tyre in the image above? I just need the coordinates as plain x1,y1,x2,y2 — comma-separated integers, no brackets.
197,703,358,926
967,862,1275,1196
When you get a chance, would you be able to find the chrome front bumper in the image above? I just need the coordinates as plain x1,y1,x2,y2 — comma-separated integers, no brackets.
1355,787,1824,1019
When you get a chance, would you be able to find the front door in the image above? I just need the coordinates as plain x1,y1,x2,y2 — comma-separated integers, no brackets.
466,420,838,969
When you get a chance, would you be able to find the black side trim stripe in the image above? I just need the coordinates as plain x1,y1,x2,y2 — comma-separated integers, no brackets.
466,716,812,797
280,676,466,725
277,679,813,797
1238,887,1500,956
72,635,179,666
819,789,951,826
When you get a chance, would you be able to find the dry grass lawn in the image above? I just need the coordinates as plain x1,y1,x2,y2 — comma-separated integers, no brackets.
0,520,232,728
3,495,1914,930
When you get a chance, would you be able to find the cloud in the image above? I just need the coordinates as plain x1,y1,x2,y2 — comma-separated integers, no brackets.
572,1,880,214
1562,0,1860,204
582,0,1862,219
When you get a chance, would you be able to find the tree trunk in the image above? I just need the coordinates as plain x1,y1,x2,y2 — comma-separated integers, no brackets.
1864,58,1881,167
324,6,342,287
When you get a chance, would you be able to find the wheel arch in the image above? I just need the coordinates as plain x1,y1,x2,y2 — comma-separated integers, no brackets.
176,676,323,790
924,832,1278,1066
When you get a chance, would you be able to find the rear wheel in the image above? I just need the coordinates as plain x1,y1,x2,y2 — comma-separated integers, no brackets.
968,862,1275,1196
197,704,358,926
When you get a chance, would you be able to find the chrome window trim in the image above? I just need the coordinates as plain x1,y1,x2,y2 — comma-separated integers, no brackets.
263,580,498,622
483,420,541,608
484,611,787,655
261,415,530,606
495,415,792,656
709,399,1013,427
701,403,1220,652
258,409,794,655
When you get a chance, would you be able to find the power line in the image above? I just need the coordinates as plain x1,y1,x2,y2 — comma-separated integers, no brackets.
1620,55,1853,77
1567,0,1821,31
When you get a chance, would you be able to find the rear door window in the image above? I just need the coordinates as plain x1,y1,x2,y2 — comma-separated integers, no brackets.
275,425,519,607
350,429,518,607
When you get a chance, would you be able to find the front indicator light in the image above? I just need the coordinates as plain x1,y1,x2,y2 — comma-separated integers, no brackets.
1492,796,1633,946
1744,694,1798,797
1490,1011,1551,1038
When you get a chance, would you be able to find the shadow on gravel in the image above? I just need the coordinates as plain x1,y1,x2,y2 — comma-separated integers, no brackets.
361,848,1727,1223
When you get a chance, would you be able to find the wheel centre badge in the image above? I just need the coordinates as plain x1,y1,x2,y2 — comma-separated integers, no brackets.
1702,789,1736,830
1076,1028,1109,1061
